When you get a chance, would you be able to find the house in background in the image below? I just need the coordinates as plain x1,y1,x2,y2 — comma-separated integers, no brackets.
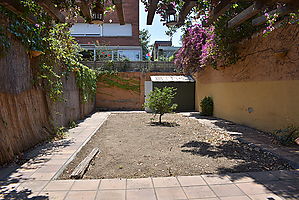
70,0,141,61
151,41,180,61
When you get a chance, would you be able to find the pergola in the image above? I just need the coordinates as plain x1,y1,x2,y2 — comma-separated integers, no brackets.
146,0,299,28
0,0,125,25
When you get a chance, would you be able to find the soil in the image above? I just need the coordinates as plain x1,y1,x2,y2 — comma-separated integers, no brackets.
60,113,291,179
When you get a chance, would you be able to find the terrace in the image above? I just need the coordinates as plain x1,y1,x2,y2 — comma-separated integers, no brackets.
0,0,298,200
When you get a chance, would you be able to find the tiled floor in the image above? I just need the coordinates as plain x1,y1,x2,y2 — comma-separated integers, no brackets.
0,112,298,200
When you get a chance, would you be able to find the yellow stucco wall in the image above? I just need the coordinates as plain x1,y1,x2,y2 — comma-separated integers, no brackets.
195,80,299,132
194,25,299,132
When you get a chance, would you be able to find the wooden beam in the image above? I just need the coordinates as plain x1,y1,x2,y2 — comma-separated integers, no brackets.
228,1,264,28
0,0,37,24
213,0,233,15
252,6,292,26
204,0,233,26
147,0,159,25
76,0,92,22
113,0,125,25
38,0,65,23
70,148,99,179
177,0,197,26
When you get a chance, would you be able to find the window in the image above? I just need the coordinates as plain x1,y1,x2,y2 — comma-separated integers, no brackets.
70,23,132,37
102,24,132,36
118,50,140,61
70,23,102,36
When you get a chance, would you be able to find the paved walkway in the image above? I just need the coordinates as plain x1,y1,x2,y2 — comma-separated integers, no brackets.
0,112,298,200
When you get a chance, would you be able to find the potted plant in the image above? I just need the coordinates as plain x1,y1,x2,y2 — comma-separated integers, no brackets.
30,49,43,57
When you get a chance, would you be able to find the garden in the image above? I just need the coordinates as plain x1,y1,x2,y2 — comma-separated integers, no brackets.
59,112,291,179
0,0,298,199
58,87,293,180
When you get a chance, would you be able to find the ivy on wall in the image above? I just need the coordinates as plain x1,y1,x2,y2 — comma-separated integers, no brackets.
97,70,140,93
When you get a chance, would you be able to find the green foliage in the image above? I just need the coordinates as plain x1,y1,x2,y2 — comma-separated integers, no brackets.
68,121,78,129
53,126,67,140
143,1,298,68
39,63,64,101
139,29,151,60
0,2,97,102
45,23,82,66
75,64,97,102
200,96,213,116
212,2,258,66
289,11,299,24
273,126,299,146
144,87,178,123
53,121,79,140
168,55,175,62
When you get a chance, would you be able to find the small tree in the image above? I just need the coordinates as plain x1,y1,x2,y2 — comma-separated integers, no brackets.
139,29,151,60
144,87,178,124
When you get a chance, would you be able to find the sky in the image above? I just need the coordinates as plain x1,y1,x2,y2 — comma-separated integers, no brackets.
139,0,183,47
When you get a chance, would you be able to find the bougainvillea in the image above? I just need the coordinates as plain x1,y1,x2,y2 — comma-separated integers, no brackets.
143,1,298,72
263,8,299,37
174,24,216,73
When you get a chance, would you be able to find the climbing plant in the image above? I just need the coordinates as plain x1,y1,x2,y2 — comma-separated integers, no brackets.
0,1,97,102
96,70,140,93
174,24,216,73
142,1,299,72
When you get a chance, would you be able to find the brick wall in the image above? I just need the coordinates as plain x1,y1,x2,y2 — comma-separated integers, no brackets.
96,72,184,110
75,0,140,46
83,61,178,72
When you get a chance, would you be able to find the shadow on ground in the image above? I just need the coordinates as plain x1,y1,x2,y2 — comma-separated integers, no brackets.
0,139,74,199
149,121,180,127
181,140,290,173
0,176,49,199
186,113,264,135
182,113,299,199
181,140,299,199
2,188,48,199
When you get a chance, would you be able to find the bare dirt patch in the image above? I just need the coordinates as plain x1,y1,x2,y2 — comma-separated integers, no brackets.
60,113,291,179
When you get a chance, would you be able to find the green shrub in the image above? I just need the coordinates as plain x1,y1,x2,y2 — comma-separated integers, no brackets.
144,87,178,124
54,126,67,140
200,96,213,116
68,121,77,129
273,125,299,146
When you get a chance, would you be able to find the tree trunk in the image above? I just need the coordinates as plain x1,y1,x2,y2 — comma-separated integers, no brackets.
159,114,162,124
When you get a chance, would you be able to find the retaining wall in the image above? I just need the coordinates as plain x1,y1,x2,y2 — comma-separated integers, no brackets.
96,72,183,110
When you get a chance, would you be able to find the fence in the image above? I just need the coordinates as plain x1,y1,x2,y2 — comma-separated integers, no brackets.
82,61,179,72
0,37,95,165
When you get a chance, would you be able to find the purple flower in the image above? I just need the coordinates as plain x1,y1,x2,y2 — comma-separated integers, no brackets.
174,24,217,72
